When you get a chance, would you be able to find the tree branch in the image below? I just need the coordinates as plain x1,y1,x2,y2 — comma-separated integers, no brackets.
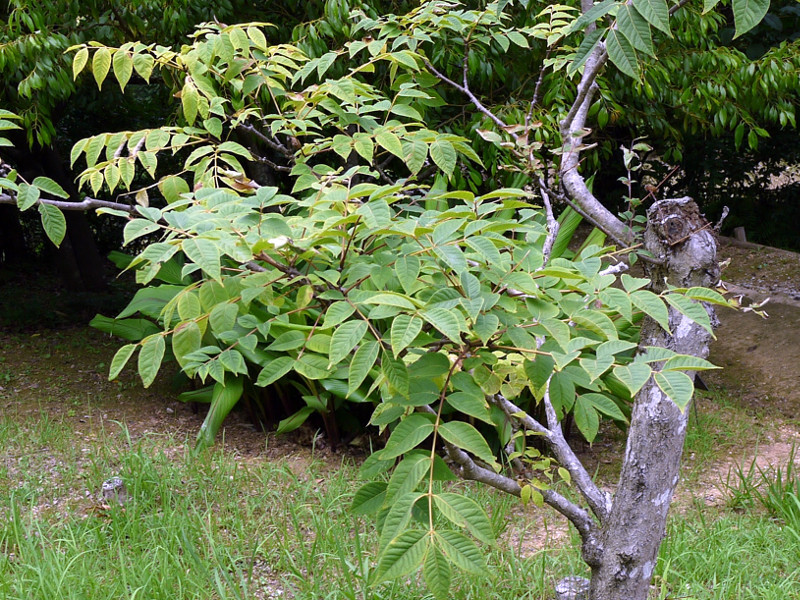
493,392,611,522
422,58,518,141
236,123,295,158
538,178,560,266
444,442,599,543
0,192,136,213
558,44,634,245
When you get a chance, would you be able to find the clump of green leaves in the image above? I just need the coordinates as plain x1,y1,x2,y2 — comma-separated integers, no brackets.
54,8,749,597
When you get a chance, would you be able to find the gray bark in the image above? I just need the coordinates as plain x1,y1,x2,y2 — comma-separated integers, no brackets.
588,197,719,600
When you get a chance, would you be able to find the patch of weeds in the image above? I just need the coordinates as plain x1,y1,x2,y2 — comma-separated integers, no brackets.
656,509,800,600
723,446,800,525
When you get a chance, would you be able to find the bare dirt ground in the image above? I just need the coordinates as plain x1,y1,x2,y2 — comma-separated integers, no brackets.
0,237,798,555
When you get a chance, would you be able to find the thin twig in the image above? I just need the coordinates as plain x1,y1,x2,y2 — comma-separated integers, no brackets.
237,123,294,158
526,48,552,128
422,58,518,141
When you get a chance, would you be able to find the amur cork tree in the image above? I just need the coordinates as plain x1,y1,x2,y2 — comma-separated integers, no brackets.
0,0,775,598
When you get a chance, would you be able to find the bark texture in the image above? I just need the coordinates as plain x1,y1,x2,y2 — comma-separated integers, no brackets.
589,197,719,600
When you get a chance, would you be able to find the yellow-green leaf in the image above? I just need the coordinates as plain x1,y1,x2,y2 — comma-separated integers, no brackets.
92,48,112,89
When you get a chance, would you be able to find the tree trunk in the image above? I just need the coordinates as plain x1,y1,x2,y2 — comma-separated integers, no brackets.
589,197,719,600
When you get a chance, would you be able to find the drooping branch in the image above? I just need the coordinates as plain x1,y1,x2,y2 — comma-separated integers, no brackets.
0,192,136,213
444,442,598,543
494,392,611,522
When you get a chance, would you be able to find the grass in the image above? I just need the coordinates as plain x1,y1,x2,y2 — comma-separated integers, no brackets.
1,339,799,599
0,413,586,600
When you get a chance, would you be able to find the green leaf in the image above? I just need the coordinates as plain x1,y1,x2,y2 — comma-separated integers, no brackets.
374,529,428,582
16,182,40,211
182,238,221,281
208,302,239,334
703,0,722,13
385,454,430,504
90,314,160,340
294,353,334,379
391,315,423,358
570,310,618,340
420,308,462,343
219,349,247,375
664,295,713,334
506,31,529,48
276,406,315,434
567,0,615,34
613,362,652,396
124,219,160,245
606,29,639,80
92,48,111,89
375,128,405,159
32,177,69,199
379,490,425,551
617,4,655,56
631,290,671,332
524,355,555,400
109,344,137,380
159,175,190,203
633,0,671,35
316,51,338,78
423,544,452,600
573,396,600,442
434,244,467,273
682,287,729,305
429,139,457,177
133,52,154,82
464,236,502,265
435,530,488,576
196,376,244,448
351,481,388,515
568,28,603,76
357,199,391,228
329,320,369,366
582,393,627,422
138,334,165,388
654,370,694,410
382,351,410,397
348,340,380,396
662,355,719,372
323,301,356,328
353,134,374,163
438,421,495,465
73,47,89,80
112,50,133,92
182,80,200,126
405,139,427,175
382,414,435,460
38,203,67,247
395,255,420,294
621,274,651,292
433,493,495,544
256,356,295,387
732,0,769,37
172,321,202,368
446,392,492,424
